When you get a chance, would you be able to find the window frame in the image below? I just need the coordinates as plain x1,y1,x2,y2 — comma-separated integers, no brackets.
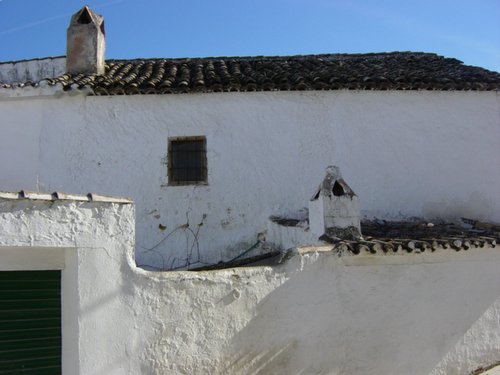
167,136,208,186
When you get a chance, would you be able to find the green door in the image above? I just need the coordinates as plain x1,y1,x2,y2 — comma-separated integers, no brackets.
0,271,61,375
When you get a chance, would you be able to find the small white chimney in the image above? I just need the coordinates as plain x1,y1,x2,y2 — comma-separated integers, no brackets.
309,166,361,239
66,6,105,75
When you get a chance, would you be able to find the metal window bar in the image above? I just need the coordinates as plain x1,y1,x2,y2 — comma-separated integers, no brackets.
168,138,207,185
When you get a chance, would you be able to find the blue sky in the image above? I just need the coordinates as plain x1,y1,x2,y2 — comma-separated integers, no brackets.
0,0,499,71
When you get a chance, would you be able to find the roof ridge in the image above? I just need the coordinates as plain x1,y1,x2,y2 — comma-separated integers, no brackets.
0,190,132,204
0,55,65,65
105,51,442,63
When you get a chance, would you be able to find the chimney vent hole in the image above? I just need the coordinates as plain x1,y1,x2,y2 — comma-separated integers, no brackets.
77,9,92,24
332,181,345,196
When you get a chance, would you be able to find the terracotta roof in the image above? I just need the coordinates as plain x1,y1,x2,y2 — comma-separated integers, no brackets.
2,52,499,94
321,219,500,254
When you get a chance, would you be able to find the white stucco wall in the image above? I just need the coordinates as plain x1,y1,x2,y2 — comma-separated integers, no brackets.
0,57,66,84
0,197,136,374
0,197,499,374
0,89,499,268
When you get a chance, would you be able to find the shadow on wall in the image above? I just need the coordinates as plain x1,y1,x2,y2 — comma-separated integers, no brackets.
224,253,500,375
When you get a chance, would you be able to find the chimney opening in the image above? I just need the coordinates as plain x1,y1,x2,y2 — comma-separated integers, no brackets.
77,9,93,24
332,181,345,196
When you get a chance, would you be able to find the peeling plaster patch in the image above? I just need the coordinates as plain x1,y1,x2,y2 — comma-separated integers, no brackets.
221,207,237,229
269,207,309,228
270,216,302,227
220,218,232,229
220,289,241,306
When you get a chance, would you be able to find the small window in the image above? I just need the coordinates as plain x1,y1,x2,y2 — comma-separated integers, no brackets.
168,136,207,185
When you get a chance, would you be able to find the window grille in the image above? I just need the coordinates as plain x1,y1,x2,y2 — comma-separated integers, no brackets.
168,136,207,185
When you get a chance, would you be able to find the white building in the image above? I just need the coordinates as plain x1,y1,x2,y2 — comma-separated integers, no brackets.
1,6,500,374
1,8,498,269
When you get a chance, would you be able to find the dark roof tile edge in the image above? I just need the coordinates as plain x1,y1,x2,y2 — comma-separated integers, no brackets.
324,236,498,254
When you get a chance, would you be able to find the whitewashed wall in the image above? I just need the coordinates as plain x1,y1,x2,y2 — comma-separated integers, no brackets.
0,198,136,375
0,57,65,84
0,89,499,268
0,197,499,375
